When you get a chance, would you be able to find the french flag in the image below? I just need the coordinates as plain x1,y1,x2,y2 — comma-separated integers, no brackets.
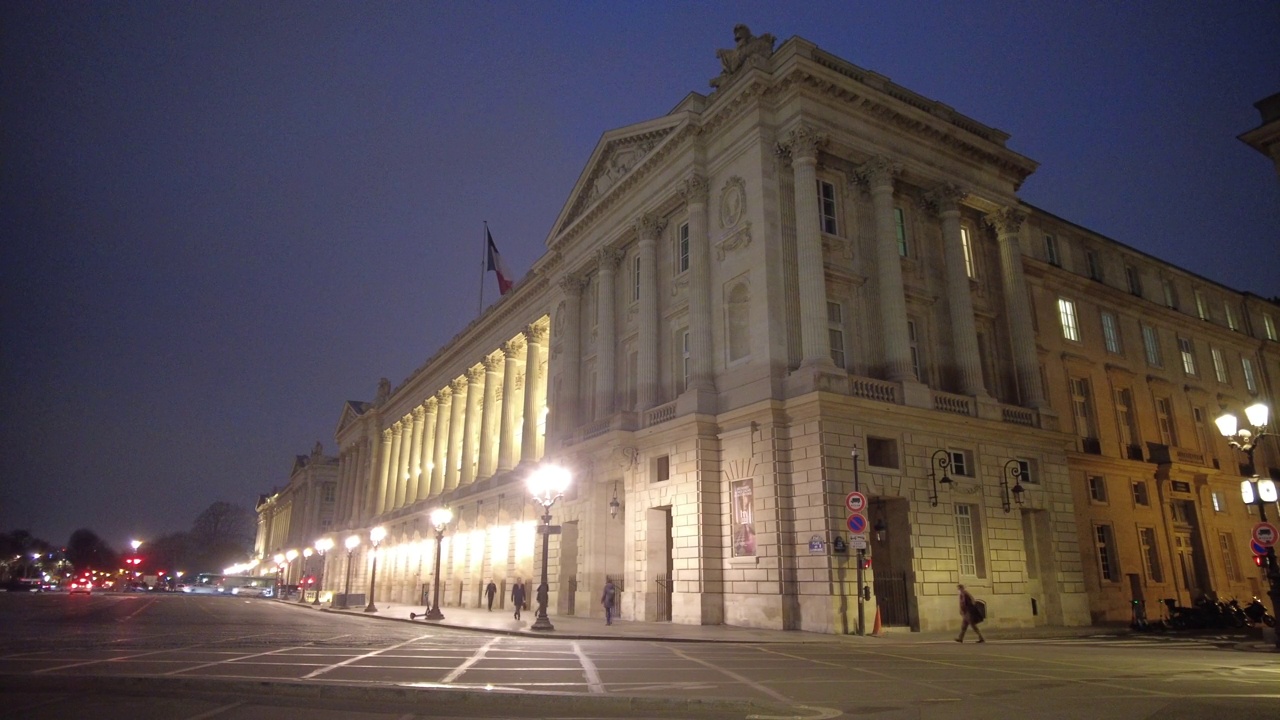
485,228,513,295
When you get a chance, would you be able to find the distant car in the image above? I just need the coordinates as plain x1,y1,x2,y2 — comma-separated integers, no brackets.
231,585,273,598
0,580,41,593
68,579,92,595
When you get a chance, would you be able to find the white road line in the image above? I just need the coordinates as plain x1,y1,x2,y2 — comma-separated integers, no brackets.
440,637,500,684
302,633,432,679
572,641,605,694
34,647,179,673
664,645,794,705
163,646,305,676
117,598,158,622
183,701,246,719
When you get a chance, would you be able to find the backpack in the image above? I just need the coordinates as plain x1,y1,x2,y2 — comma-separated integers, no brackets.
973,599,987,623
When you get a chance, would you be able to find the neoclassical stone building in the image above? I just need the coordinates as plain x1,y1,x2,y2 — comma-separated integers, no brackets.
258,28,1278,632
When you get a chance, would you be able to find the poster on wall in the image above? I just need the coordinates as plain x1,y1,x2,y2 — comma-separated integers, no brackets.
731,478,756,557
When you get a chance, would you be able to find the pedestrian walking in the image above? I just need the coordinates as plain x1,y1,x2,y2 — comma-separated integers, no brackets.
955,584,985,643
512,579,526,620
601,577,617,625
485,580,497,611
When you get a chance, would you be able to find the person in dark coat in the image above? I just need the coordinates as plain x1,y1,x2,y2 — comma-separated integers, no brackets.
511,580,526,620
485,580,497,611
955,584,985,643
601,578,617,625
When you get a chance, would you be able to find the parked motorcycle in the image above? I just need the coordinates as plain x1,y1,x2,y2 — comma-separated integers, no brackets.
1242,597,1275,627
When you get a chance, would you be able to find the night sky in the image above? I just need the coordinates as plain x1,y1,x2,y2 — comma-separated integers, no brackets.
2,2,1277,551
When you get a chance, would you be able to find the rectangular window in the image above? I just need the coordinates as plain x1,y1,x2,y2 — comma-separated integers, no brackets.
960,226,976,279
1125,265,1142,297
894,207,908,257
954,504,980,577
1069,377,1095,439
907,320,921,380
1212,347,1228,383
1265,315,1278,342
1195,291,1209,320
1044,234,1060,266
322,483,336,502
1225,302,1239,331
1116,388,1139,451
1211,490,1222,513
1017,458,1037,485
1155,397,1177,446
1162,279,1177,309
655,454,670,482
1086,250,1103,281
632,255,641,302
1095,524,1118,581
1132,480,1150,506
1088,475,1108,503
676,329,690,394
1101,311,1122,354
1138,527,1162,582
827,302,846,369
867,437,899,469
1219,533,1240,582
675,222,689,274
1178,337,1197,376
818,180,838,235
1058,298,1080,341
949,449,973,477
1242,357,1258,393
1142,324,1162,367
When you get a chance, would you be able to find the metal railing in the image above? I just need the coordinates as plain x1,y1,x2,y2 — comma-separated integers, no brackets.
873,572,910,627
655,574,672,622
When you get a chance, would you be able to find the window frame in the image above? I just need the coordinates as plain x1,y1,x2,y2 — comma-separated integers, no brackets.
894,206,908,257
1101,311,1122,355
1242,356,1258,393
1095,524,1119,582
1086,250,1103,281
675,221,690,275
1044,234,1060,266
1178,336,1197,376
826,301,846,370
1125,265,1143,297
818,180,838,236
1138,526,1162,583
1211,347,1228,384
1141,324,1162,367
960,226,976,279
1057,297,1080,342
1087,475,1108,504
1132,480,1150,507
1195,291,1209,320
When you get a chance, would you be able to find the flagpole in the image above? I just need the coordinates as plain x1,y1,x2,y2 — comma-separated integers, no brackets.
479,221,488,316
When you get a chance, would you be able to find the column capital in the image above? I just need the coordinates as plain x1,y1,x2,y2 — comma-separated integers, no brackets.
678,173,709,204
923,183,968,215
481,353,502,372
778,123,826,162
501,337,525,358
984,206,1026,236
390,421,404,436
597,246,624,271
466,365,484,384
634,212,668,243
412,405,426,421
857,156,901,190
450,377,469,394
557,272,588,297
436,386,453,403
523,323,549,345
381,427,393,442
423,396,438,413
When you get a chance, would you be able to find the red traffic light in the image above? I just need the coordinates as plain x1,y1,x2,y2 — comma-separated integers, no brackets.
1256,555,1266,568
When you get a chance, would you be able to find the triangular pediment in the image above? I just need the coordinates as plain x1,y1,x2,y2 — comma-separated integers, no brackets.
335,400,370,437
549,112,693,242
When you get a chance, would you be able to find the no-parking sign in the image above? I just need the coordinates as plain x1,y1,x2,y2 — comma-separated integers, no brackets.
847,513,868,534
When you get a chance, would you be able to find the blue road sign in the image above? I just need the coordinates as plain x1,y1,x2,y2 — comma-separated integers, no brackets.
847,513,868,534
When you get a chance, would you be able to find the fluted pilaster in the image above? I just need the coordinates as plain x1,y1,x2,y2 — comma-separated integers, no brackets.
986,206,1045,408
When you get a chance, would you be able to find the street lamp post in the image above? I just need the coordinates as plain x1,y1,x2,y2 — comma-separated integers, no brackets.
313,538,333,606
299,548,313,603
285,549,298,599
1216,402,1280,648
426,507,453,621
364,527,386,613
340,535,360,609
526,463,571,631
273,553,285,598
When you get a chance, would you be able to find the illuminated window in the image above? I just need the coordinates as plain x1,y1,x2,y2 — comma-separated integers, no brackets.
818,180,838,235
960,226,975,278
1058,298,1079,341
1101,311,1122,354
1178,337,1196,376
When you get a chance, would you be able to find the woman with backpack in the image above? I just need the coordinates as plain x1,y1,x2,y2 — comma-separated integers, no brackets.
956,584,985,643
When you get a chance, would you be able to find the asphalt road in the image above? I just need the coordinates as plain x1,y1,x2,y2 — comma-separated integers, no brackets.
1,592,1277,720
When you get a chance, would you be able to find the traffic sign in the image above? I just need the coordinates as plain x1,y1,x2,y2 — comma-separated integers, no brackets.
1253,522,1278,548
847,513,868,534
1251,539,1269,557
849,535,868,550
845,491,867,514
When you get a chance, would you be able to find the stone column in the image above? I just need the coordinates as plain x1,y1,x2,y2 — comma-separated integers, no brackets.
862,156,913,381
928,184,987,397
416,397,437,502
681,174,715,392
498,338,524,471
460,366,483,486
374,428,392,518
335,451,349,525
407,406,426,504
478,354,500,479
391,420,408,510
783,125,834,369
445,378,467,491
636,213,665,410
986,207,1046,408
595,248,622,418
556,274,585,433
429,387,451,497
521,323,547,464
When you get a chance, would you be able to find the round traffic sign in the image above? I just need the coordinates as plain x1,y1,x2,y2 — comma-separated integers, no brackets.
1251,539,1269,557
1253,522,1278,548
847,513,868,534
845,491,867,514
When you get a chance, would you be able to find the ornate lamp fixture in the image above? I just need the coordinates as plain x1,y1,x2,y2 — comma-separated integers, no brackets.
928,450,954,507
1000,460,1027,513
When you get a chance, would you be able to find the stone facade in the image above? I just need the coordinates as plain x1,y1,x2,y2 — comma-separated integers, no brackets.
255,29,1279,633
